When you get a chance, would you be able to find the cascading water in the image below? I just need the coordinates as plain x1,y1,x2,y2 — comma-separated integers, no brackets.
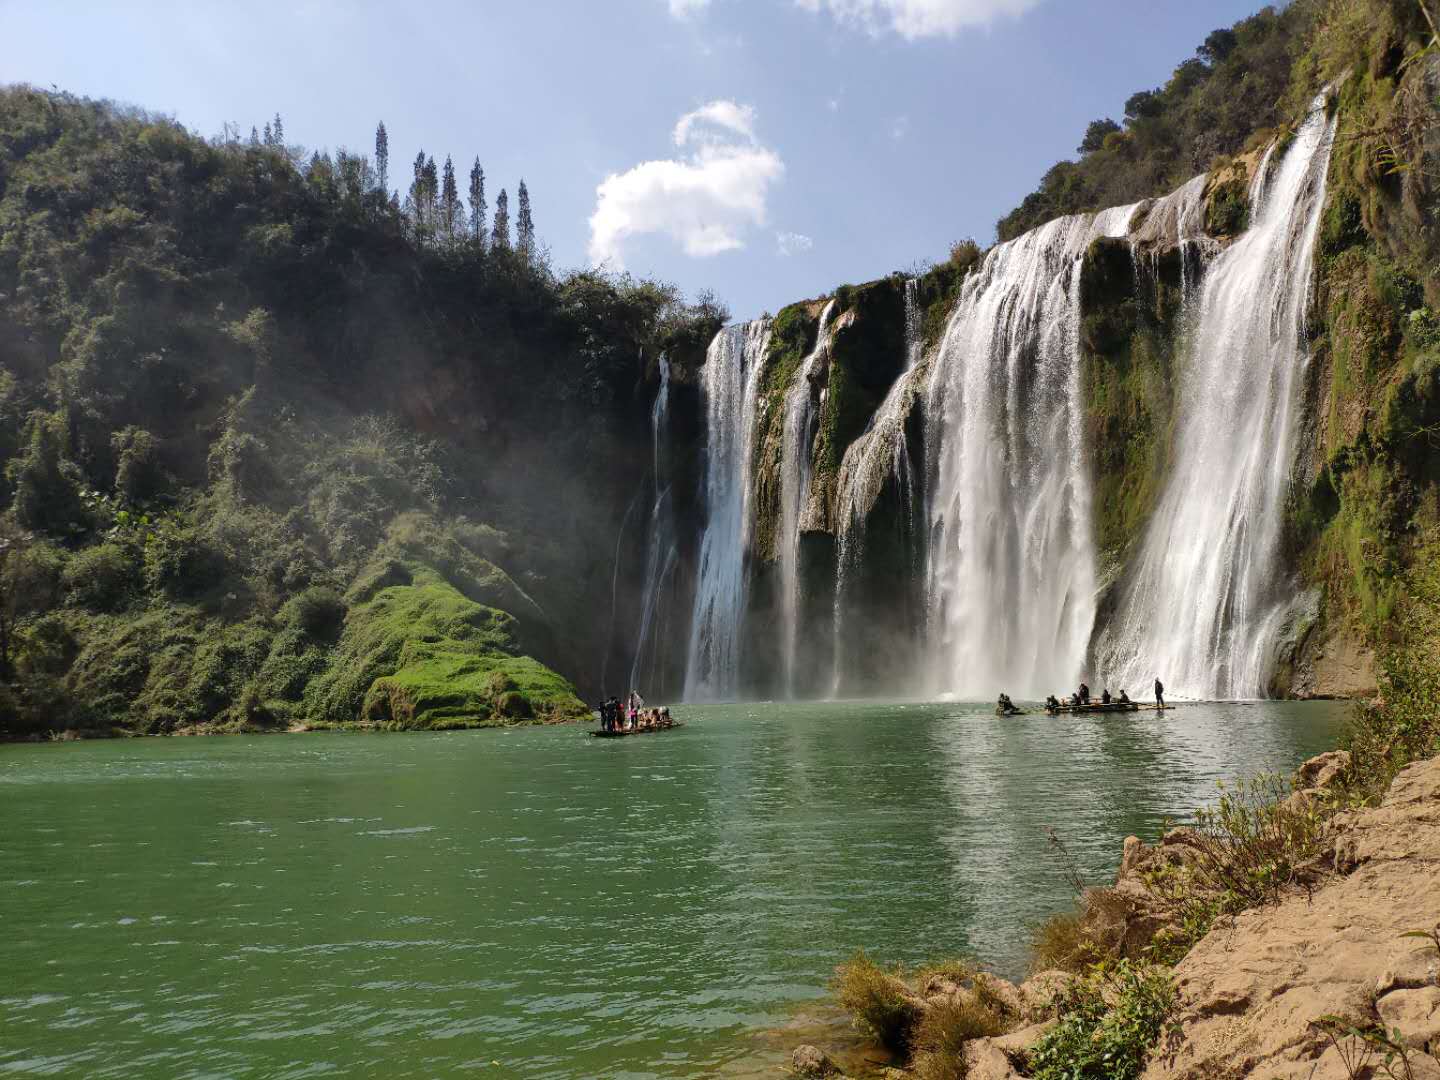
830,280,925,694
1095,93,1338,699
778,301,837,695
684,319,773,702
629,354,677,697
924,202,1139,698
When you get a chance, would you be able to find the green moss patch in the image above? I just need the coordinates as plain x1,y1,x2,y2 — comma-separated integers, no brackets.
306,567,587,730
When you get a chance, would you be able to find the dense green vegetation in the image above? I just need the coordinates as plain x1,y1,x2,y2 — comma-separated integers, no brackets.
999,2,1321,241
0,86,723,738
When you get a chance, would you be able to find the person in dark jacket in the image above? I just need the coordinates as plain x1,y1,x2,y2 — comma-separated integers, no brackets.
1154,678,1165,708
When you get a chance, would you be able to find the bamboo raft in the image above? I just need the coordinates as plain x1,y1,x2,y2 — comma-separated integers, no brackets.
1045,702,1170,715
589,722,684,739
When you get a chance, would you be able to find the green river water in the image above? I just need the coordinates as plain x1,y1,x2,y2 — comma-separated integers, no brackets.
0,699,1346,1078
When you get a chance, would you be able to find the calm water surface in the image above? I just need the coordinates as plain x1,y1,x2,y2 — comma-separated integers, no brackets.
0,699,1346,1077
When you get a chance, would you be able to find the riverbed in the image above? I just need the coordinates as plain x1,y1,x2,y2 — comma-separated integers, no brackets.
0,699,1346,1078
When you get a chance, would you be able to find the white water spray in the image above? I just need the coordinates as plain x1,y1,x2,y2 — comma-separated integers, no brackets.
684,319,773,701
629,355,678,696
1096,94,1337,699
924,203,1139,698
778,301,838,695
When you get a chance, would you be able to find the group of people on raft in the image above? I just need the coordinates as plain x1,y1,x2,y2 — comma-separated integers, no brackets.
597,690,675,733
997,678,1166,715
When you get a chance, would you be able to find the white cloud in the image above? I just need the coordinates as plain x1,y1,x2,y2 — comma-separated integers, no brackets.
776,231,814,256
890,115,910,140
672,100,757,147
667,0,710,16
794,0,1040,38
589,102,784,267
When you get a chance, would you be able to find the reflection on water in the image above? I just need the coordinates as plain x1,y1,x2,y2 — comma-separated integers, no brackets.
0,699,1345,1078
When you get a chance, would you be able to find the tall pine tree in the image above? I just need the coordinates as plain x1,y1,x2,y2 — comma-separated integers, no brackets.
468,159,487,251
441,156,460,248
422,156,439,235
491,188,510,251
408,151,430,242
515,180,534,262
272,112,284,147
375,121,389,197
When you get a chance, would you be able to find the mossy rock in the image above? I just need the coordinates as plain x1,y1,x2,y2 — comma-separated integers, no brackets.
311,567,587,729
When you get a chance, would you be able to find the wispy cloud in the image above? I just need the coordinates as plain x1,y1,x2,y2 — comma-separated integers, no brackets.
794,0,1041,39
589,102,784,267
776,231,814,256
667,0,711,16
890,115,910,140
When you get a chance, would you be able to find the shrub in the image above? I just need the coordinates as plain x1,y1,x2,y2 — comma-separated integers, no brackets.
833,951,922,1052
280,586,346,640
947,239,982,273
1027,961,1175,1080
111,426,163,504
62,544,138,612
912,996,1009,1080
1187,773,1328,907
6,412,89,537
1032,910,1104,975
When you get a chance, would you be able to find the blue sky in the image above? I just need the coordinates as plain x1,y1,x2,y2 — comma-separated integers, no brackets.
1,0,1267,320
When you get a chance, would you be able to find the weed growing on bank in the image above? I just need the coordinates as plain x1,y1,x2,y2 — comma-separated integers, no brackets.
1027,961,1176,1080
911,996,1008,1080
831,952,921,1052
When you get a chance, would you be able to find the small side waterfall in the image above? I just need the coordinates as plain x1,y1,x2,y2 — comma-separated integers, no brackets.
778,300,838,695
923,203,1139,698
1096,94,1337,699
684,319,773,702
830,280,925,695
629,355,678,697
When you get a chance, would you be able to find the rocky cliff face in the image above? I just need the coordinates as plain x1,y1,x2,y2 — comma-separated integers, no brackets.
665,39,1437,701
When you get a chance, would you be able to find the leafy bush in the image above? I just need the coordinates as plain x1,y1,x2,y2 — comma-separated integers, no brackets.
62,544,138,612
832,951,922,1052
1188,773,1328,906
1027,961,1175,1080
280,586,346,640
7,413,89,537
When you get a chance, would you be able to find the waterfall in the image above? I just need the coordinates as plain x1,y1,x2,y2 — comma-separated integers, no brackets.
629,354,678,697
778,300,838,696
830,280,924,695
684,319,773,702
1096,94,1337,699
923,203,1139,699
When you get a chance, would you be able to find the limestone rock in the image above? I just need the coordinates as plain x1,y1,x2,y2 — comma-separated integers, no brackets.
1296,750,1352,791
790,1044,841,1077
1139,757,1440,1079
963,1039,1024,1080
1377,985,1440,1051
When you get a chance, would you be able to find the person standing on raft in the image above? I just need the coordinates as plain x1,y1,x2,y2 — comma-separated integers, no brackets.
1154,678,1165,708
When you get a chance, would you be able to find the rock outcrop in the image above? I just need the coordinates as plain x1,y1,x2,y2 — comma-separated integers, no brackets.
1140,757,1440,1079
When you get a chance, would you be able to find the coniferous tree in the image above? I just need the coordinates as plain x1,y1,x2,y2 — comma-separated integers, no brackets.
249,126,260,147
375,121,389,197
492,188,510,251
263,121,273,146
515,180,534,262
468,158,487,251
441,155,460,248
272,112,284,147
408,151,429,242
422,155,439,239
